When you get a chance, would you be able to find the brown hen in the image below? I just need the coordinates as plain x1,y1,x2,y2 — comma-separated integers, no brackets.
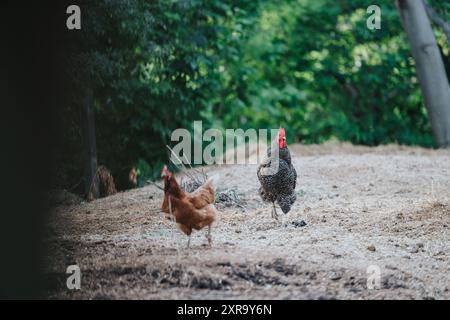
161,165,217,248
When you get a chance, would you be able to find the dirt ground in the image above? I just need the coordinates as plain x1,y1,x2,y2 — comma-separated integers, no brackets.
45,143,450,300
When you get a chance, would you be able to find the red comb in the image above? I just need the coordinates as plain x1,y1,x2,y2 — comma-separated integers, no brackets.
278,128,286,148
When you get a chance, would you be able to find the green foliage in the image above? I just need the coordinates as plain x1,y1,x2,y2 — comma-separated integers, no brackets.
58,0,447,189
205,0,437,147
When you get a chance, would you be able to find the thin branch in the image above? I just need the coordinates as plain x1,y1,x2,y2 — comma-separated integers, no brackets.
165,145,195,181
168,147,205,184
182,154,194,170
166,145,187,170
424,0,450,44
68,178,84,192
148,181,164,191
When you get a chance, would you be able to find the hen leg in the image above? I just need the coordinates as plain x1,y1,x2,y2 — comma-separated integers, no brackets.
187,235,191,249
206,225,212,248
271,202,278,220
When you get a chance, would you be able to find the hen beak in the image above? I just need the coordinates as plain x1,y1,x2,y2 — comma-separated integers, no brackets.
161,165,170,178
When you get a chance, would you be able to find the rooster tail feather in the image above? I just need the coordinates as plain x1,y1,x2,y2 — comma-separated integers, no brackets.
205,173,220,190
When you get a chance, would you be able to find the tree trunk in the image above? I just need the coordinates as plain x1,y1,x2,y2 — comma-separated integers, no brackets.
81,86,99,199
397,0,450,148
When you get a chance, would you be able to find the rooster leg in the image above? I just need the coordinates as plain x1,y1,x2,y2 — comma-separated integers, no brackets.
206,225,212,248
271,202,279,220
168,197,178,231
187,235,191,249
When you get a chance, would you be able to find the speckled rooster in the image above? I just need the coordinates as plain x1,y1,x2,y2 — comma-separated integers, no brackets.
257,128,297,219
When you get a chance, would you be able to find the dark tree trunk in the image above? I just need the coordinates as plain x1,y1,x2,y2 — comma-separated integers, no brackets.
81,86,99,199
